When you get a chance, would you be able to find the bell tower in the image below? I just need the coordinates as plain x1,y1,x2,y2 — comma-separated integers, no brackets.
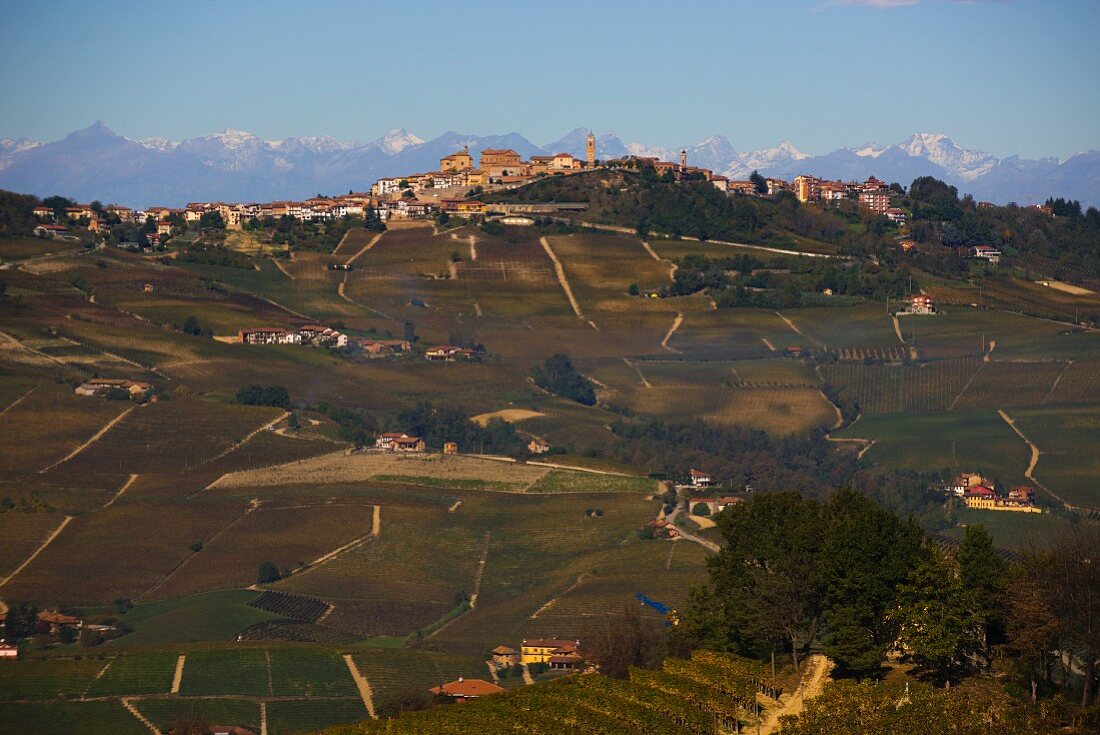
586,131,596,168
680,149,687,170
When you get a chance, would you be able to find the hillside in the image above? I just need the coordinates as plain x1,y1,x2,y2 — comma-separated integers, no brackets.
1,192,1099,733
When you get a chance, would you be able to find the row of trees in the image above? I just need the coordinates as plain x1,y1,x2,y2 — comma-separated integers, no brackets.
680,490,1015,680
530,354,596,405
680,489,1100,707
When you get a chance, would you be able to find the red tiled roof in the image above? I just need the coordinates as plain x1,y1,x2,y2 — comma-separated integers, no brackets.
429,678,504,697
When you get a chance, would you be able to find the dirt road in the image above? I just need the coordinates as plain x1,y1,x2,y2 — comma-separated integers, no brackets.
759,654,833,735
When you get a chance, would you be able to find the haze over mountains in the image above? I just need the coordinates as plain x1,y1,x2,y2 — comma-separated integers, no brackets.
1,121,1096,208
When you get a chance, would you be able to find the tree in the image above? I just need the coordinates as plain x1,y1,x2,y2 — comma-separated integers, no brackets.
236,384,291,409
199,211,225,229
257,561,281,584
581,607,666,679
182,315,204,336
1013,523,1100,706
687,492,827,670
628,283,640,296
692,502,711,516
818,489,924,678
749,169,768,195
956,524,1008,659
891,546,980,683
530,354,596,406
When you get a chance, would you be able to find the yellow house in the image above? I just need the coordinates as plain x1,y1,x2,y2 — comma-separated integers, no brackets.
521,638,578,665
464,169,486,188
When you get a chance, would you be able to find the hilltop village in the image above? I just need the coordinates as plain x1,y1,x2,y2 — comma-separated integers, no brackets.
25,129,1005,242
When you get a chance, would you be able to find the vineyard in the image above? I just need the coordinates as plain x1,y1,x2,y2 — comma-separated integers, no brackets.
328,651,774,735
821,358,981,414
248,590,329,622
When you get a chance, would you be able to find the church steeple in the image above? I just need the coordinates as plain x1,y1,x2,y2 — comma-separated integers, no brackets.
586,130,596,168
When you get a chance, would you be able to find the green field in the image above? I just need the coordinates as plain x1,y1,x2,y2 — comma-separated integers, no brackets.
0,701,148,735
835,410,1030,487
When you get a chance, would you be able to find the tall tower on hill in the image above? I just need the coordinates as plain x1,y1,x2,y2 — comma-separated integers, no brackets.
586,131,596,168
680,149,687,170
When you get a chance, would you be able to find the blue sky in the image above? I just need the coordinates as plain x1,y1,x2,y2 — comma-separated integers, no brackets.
1,0,1097,158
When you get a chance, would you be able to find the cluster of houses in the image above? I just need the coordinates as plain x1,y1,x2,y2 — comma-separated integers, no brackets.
944,472,1041,513
74,378,152,401
238,325,349,349
426,638,584,704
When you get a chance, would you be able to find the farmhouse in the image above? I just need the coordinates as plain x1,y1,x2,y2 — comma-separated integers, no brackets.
429,677,504,701
490,645,520,669
239,328,299,345
443,441,458,455
36,610,82,635
688,468,713,487
392,436,426,453
692,496,741,516
644,519,679,539
375,432,408,449
425,345,476,362
375,432,425,452
946,472,992,497
75,378,152,400
964,485,1041,513
971,245,1002,263
527,438,550,454
521,638,580,666
359,339,411,357
33,223,69,239
901,294,936,315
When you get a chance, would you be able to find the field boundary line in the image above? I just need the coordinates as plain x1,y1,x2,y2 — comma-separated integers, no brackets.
638,239,678,281
661,312,684,354
0,383,37,418
0,329,75,372
539,236,590,326
138,500,261,600
85,658,114,697
204,411,290,466
623,357,652,389
761,337,776,351
530,572,587,619
948,362,985,411
997,409,1074,510
285,505,380,579
171,655,186,694
122,698,163,735
100,473,139,510
775,311,823,348
260,701,268,735
524,460,642,478
35,404,136,475
0,515,73,590
271,257,294,279
332,228,354,255
343,654,378,719
448,499,463,512
1043,361,1072,404
468,531,491,609
345,232,384,266
265,649,273,696
577,221,843,259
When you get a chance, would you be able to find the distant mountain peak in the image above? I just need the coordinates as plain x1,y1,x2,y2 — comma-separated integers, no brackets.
379,128,423,154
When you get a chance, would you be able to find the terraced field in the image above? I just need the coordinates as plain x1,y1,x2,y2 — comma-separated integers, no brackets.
148,502,376,600
50,399,284,476
0,382,130,480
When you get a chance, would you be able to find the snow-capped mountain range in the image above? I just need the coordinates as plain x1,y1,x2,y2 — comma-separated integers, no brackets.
0,122,1096,208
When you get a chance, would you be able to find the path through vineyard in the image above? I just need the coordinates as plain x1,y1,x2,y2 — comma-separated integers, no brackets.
759,654,833,735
